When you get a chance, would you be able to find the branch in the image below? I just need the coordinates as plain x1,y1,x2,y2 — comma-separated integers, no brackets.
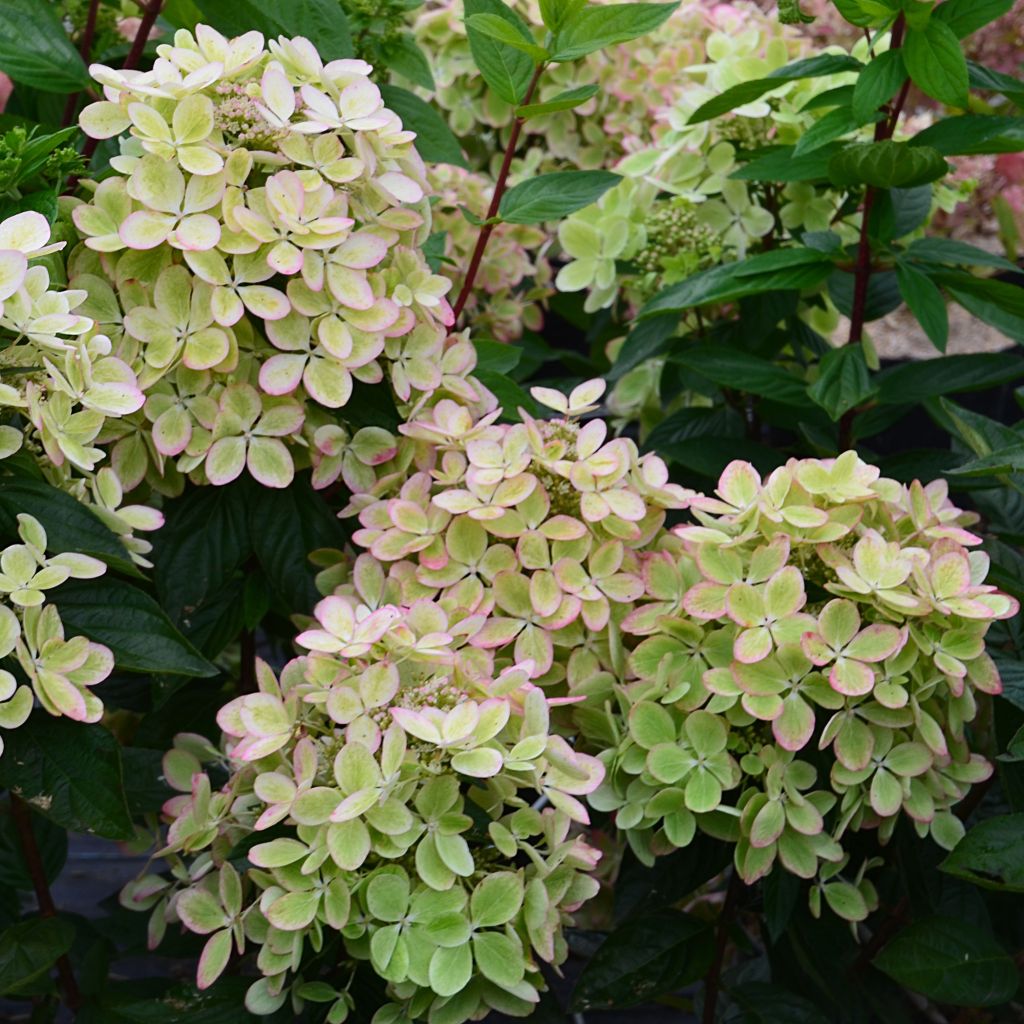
61,0,102,127
838,13,908,449
9,795,81,1012
702,869,744,1024
451,64,545,324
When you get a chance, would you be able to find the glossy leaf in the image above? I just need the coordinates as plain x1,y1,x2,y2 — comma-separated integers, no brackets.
464,0,535,105
498,170,620,224
940,814,1024,892
379,87,467,169
0,0,90,92
0,715,133,840
549,2,680,62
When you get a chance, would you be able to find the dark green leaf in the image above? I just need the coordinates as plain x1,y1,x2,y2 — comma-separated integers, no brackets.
800,85,855,111
895,261,949,351
472,339,522,374
0,474,135,575
828,140,950,188
53,579,218,677
903,20,969,108
0,805,66,891
939,272,1024,344
0,0,90,92
967,61,1024,106
466,13,547,62
994,653,1024,711
0,716,133,839
793,105,869,156
729,982,832,1024
934,0,1014,39
381,33,435,91
940,814,1024,892
194,0,352,59
80,978,266,1024
906,236,1019,273
732,144,841,183
473,370,541,422
874,916,1018,1006
378,86,467,168
807,343,876,420
911,115,1024,155
18,125,79,182
464,0,535,105
876,353,1024,405
945,443,1024,477
517,84,599,118
829,268,903,321
0,917,75,996
498,170,620,223
550,2,679,62
608,313,679,381
152,483,251,632
249,475,347,614
121,748,175,817
613,840,731,922
672,343,807,404
571,910,713,1010
640,248,833,316
869,185,933,241
689,55,863,124
932,396,1021,457
852,49,907,123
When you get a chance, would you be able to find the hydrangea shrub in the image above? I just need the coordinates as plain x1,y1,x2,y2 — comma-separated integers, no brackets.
0,2,1021,1023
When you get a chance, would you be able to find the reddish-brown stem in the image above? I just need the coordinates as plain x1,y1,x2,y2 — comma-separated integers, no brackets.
702,870,744,1024
9,795,81,1012
839,13,908,450
76,0,164,173
451,64,545,323
239,626,257,694
61,0,103,127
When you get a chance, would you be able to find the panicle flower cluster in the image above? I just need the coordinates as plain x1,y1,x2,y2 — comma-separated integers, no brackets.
0,210,162,750
127,367,1017,1012
73,26,460,492
586,454,1016,915
124,610,603,1022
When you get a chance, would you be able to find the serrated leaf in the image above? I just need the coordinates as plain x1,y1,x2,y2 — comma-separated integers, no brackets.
571,909,712,1010
876,353,1024,405
895,261,949,352
903,20,970,108
852,50,906,123
807,344,876,420
472,339,522,374
933,0,1014,39
464,0,536,105
672,343,808,405
0,917,75,996
911,115,1024,155
52,579,217,677
249,474,348,613
874,916,1018,1006
0,0,90,92
0,473,135,575
498,170,619,223
517,84,599,118
940,814,1024,892
378,86,467,168
467,13,547,62
793,105,869,156
0,715,133,839
828,140,949,188
640,248,834,316
549,2,679,62
689,55,863,124
732,144,841,183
